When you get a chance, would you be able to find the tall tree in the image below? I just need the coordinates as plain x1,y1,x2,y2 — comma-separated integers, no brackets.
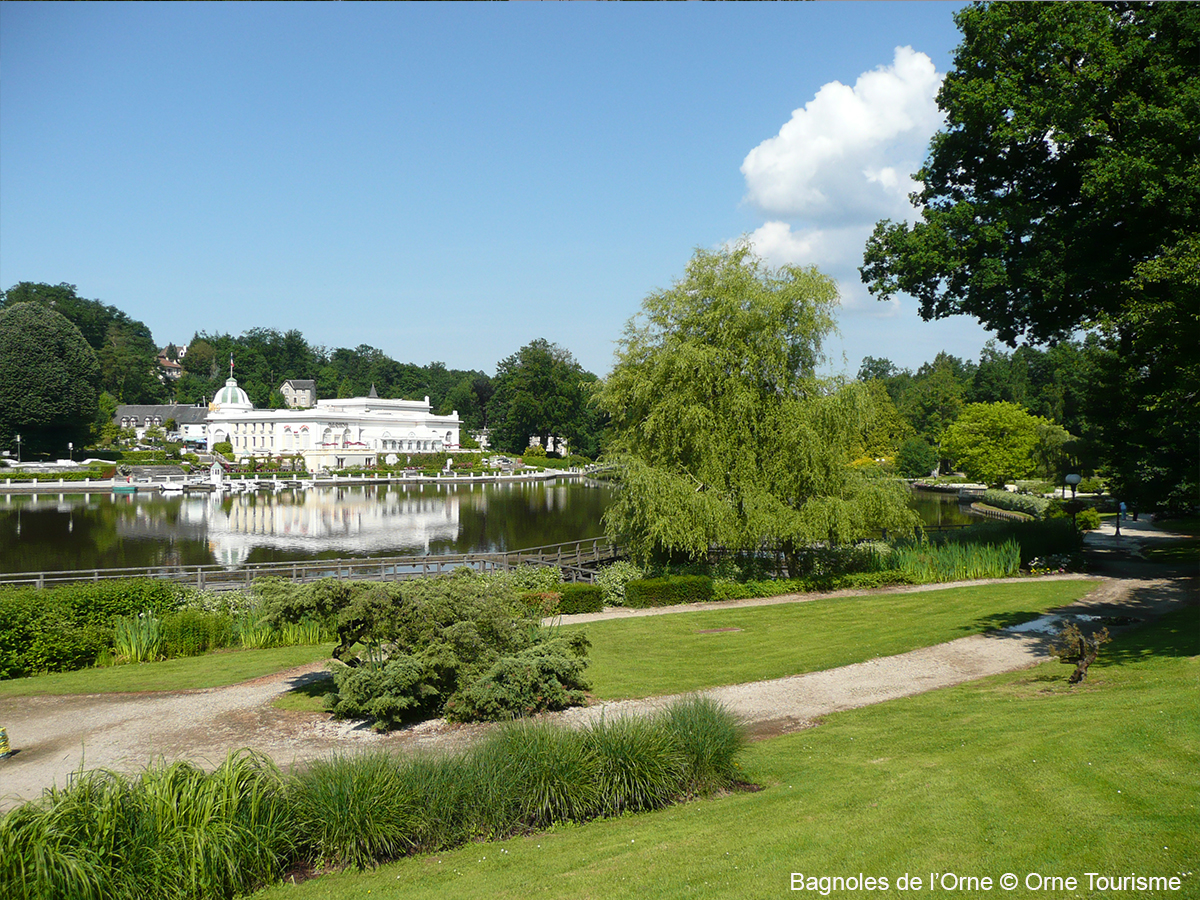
596,244,917,567
0,303,100,458
1,282,166,404
861,2,1199,511
489,339,598,456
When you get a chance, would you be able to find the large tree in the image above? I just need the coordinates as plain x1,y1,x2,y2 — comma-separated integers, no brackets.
861,2,1198,510
488,339,601,457
596,244,918,568
0,302,101,458
1,282,166,404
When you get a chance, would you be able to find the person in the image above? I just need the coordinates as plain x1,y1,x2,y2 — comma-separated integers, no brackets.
1119,501,1127,521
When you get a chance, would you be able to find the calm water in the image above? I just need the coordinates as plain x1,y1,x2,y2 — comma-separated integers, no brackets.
0,482,974,574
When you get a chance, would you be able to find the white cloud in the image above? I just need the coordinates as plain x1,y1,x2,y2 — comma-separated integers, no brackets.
741,46,943,225
739,46,944,334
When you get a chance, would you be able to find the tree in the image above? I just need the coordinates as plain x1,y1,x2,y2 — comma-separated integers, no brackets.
595,243,918,568
0,302,100,458
895,437,940,480
1,282,166,404
861,2,1199,510
489,339,601,456
940,402,1043,487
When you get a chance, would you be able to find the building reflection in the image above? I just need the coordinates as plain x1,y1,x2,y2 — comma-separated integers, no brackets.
116,486,462,568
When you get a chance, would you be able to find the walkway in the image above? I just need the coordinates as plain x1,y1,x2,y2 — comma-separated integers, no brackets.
2,550,1193,812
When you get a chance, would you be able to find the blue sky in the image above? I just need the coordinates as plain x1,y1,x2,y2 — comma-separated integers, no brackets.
1,1,995,379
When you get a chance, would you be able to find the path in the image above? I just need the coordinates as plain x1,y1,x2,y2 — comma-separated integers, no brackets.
1,524,1194,812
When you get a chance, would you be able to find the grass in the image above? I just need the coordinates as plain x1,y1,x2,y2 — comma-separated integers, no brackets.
0,644,335,698
254,604,1200,900
1142,537,1200,565
573,580,1098,700
272,672,336,712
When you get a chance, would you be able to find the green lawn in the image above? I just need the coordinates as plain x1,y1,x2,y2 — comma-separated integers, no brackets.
0,643,334,698
255,604,1200,900
573,580,1099,699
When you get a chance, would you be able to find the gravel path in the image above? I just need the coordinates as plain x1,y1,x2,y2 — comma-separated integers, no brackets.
1,522,1193,812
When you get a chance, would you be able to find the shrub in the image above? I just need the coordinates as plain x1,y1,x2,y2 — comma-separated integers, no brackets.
558,583,603,614
0,579,184,678
446,636,591,723
625,575,714,608
594,560,644,607
1075,507,1102,531
980,489,1050,518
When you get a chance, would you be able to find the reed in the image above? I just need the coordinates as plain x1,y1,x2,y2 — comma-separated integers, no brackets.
112,610,163,664
892,538,1021,583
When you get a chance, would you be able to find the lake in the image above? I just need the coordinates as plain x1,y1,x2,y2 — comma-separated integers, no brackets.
0,480,976,574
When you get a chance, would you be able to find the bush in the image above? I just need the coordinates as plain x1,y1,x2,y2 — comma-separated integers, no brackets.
0,580,184,679
558,583,604,614
212,441,233,456
313,571,591,730
446,636,591,723
594,560,644,607
1075,507,1102,531
625,575,714,608
980,489,1050,518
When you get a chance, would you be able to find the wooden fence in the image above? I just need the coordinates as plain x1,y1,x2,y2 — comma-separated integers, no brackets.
0,537,621,591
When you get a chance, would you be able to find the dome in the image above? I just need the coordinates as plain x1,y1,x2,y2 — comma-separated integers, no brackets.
213,377,252,409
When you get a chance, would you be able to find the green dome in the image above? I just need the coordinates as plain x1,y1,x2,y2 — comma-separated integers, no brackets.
214,377,252,409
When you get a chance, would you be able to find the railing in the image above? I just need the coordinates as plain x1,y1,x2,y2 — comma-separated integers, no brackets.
0,537,622,590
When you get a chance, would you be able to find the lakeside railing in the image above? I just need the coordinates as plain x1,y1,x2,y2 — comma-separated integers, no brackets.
0,537,622,591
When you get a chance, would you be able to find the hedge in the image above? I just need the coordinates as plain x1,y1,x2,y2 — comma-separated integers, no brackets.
980,489,1050,519
558,584,604,615
0,579,184,679
625,575,714,608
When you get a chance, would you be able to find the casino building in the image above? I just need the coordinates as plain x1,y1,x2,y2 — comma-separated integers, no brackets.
203,376,461,472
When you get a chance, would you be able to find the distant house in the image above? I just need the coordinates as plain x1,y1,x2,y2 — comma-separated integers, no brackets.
281,379,317,408
157,345,187,381
116,403,210,445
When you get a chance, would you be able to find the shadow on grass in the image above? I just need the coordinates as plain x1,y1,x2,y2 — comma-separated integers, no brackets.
964,610,1050,634
1097,604,1199,667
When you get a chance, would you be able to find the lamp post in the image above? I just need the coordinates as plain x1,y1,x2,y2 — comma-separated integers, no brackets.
14,434,20,464
1064,473,1082,528
68,442,73,462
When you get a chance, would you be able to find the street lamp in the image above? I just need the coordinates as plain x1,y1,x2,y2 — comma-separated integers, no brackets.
68,442,73,462
1065,473,1082,498
1064,473,1082,528
14,434,20,464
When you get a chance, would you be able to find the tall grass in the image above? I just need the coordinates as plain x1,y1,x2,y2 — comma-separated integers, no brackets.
893,538,1021,583
0,751,291,900
285,708,739,870
1,697,748,897
112,611,163,664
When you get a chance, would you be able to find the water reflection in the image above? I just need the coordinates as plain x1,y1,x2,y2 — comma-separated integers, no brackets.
0,481,616,573
0,482,976,575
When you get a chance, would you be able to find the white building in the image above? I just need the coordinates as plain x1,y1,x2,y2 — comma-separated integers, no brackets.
205,377,461,471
